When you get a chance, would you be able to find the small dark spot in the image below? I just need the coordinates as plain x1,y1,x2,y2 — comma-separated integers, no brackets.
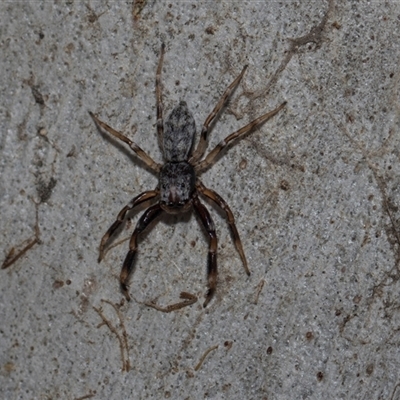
66,279,72,285
280,180,290,191
317,371,324,381
87,13,97,23
53,280,64,289
67,145,76,157
205,26,216,35
332,21,341,29
190,240,196,247
390,72,394,78
305,331,314,340
37,177,57,203
31,86,45,105
64,43,74,55
267,346,273,354
188,33,195,41
38,32,45,40
175,80,180,86
224,341,233,350
335,309,342,316
330,219,335,224
366,364,374,375
222,383,232,392
132,0,148,21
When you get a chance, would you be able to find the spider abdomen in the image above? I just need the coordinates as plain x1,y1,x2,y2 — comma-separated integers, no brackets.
159,161,196,213
163,101,196,162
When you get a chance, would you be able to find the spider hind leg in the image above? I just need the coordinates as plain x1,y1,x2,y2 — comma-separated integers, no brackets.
193,196,218,307
120,204,163,301
197,181,250,275
98,190,159,262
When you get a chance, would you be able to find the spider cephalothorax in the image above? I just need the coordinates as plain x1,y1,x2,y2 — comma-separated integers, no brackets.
90,44,286,307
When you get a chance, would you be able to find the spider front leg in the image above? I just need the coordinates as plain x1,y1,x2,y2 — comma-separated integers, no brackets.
196,181,250,275
120,204,163,301
89,112,162,173
189,65,248,164
195,101,287,173
98,190,159,262
193,196,218,307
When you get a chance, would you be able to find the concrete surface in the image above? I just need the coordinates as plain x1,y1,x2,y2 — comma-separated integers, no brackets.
1,1,400,399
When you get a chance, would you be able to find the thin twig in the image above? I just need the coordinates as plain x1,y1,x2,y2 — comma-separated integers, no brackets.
144,292,197,313
93,302,130,372
194,345,219,371
2,204,41,269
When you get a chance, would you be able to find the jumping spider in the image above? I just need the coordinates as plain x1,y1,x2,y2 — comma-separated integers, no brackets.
89,44,286,307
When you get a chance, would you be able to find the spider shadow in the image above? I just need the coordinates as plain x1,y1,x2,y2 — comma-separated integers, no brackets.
103,198,195,261
139,208,194,250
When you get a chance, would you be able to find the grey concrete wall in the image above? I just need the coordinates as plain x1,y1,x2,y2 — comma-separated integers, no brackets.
1,1,400,399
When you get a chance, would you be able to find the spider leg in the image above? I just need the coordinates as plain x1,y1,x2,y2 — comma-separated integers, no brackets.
120,203,163,301
194,101,287,173
156,43,166,152
192,195,218,307
196,181,250,275
189,65,248,164
98,190,159,262
89,112,162,173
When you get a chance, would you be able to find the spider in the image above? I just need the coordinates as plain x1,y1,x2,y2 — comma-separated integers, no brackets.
89,44,286,307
